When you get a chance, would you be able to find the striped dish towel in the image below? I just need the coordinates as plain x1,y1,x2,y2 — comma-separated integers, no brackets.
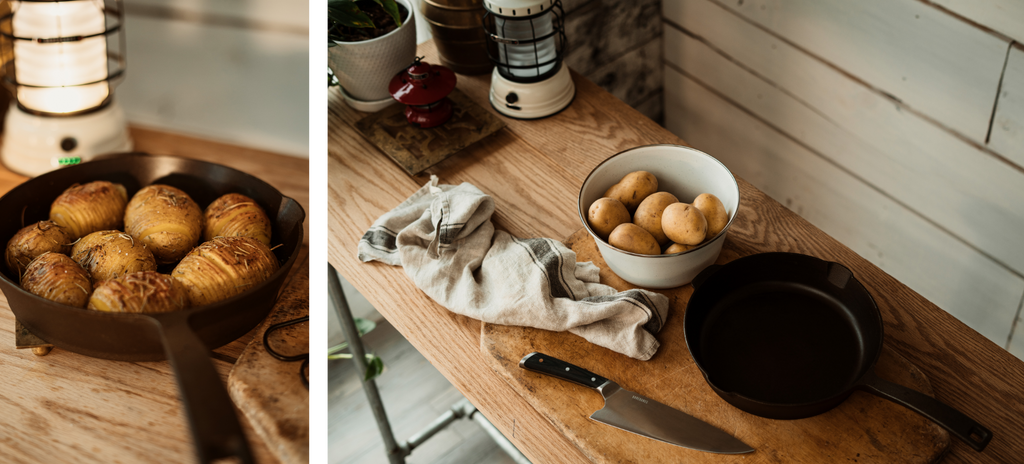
357,176,669,361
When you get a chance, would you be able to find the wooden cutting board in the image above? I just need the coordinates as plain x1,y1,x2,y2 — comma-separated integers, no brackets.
228,249,309,464
481,229,950,464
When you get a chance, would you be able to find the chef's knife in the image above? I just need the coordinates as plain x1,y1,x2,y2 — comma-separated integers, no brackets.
519,352,754,455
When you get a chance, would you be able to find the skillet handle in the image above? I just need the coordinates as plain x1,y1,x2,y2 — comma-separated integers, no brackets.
858,371,992,451
157,312,255,464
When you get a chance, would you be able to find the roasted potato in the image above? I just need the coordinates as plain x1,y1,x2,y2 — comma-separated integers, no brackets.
203,193,272,245
587,198,631,240
171,236,279,306
6,220,74,281
124,185,204,264
72,230,157,282
603,171,658,213
88,270,189,313
21,252,92,307
662,203,707,246
50,180,128,239
608,223,661,255
693,193,728,239
633,192,679,245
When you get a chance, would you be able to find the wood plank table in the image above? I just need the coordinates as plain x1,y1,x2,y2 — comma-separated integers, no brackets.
0,126,309,464
329,39,1024,463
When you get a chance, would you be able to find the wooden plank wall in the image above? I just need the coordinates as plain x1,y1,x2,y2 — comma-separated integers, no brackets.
116,0,309,157
661,0,1024,359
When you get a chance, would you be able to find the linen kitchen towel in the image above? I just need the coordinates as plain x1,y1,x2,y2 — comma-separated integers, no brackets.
358,176,669,360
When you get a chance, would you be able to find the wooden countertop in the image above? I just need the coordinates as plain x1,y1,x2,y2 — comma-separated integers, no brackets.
329,40,1024,463
0,126,309,464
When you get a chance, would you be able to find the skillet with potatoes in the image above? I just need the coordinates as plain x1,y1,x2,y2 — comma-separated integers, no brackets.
0,153,305,464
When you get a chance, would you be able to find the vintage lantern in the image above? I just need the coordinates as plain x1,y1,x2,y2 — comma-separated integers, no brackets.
0,0,131,176
482,0,574,119
389,57,457,129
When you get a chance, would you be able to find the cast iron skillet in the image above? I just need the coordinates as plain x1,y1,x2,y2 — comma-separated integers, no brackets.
684,252,993,451
0,153,305,464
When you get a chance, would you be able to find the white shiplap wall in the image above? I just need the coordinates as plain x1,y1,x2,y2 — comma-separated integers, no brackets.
115,0,309,157
662,0,1024,357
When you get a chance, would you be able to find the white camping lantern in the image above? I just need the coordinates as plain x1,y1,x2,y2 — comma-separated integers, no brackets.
0,0,131,176
482,0,575,119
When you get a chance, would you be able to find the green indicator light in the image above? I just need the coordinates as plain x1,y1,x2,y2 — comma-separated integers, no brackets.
58,157,81,166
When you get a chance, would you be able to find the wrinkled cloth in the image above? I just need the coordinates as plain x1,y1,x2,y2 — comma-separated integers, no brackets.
357,176,669,360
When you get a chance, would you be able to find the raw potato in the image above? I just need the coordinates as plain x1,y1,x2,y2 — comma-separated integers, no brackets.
203,193,272,245
50,180,128,239
665,242,697,254
72,230,157,282
693,193,729,238
171,236,279,306
608,223,660,255
88,270,189,313
662,203,707,246
632,192,679,245
587,198,631,240
603,171,658,212
124,185,204,264
21,252,92,307
6,220,73,281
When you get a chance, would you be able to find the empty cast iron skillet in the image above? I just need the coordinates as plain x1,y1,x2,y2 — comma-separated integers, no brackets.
0,153,305,464
684,252,993,451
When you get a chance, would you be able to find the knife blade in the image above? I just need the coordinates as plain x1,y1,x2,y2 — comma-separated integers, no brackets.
519,352,754,455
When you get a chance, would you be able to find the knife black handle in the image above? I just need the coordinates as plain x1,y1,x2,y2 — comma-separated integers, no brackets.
519,352,609,390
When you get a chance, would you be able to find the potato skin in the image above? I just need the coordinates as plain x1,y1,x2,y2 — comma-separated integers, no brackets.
88,270,189,313
693,193,729,238
633,192,679,245
124,185,204,264
21,252,92,307
608,223,661,255
587,198,631,240
6,220,74,282
664,242,697,254
171,236,279,306
203,193,272,245
50,181,128,239
603,171,658,212
662,203,707,246
72,230,158,282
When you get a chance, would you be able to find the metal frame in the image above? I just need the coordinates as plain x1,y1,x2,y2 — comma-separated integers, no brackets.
329,264,531,464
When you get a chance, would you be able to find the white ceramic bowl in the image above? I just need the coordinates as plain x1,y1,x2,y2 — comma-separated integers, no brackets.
578,144,740,288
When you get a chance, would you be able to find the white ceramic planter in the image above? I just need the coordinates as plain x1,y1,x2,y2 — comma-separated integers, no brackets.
329,0,417,112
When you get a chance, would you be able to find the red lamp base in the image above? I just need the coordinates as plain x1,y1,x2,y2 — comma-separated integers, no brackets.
404,98,452,129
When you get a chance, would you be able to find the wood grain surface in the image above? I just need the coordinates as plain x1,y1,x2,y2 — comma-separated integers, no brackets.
0,126,308,464
482,229,949,464
330,39,1024,464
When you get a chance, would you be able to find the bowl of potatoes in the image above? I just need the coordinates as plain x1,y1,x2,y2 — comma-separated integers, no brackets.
579,144,739,288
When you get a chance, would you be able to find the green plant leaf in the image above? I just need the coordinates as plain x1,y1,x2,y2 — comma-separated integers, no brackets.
327,341,349,356
363,353,385,381
374,0,403,27
328,0,375,29
354,317,376,336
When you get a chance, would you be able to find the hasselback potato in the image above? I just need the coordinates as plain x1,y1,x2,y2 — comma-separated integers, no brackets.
124,185,203,264
88,270,189,313
6,220,74,282
21,252,92,307
203,193,272,245
171,236,278,306
72,230,158,282
49,181,128,239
